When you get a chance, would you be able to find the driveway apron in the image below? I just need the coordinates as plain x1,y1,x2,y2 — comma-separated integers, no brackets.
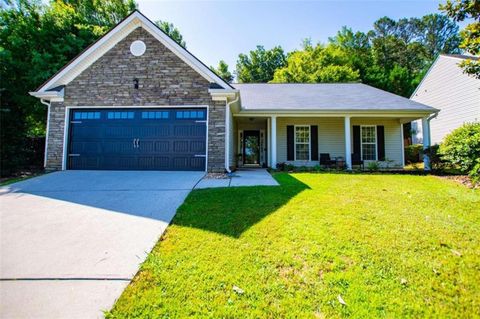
0,170,204,319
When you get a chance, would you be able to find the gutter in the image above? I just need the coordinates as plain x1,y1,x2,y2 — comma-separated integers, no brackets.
225,93,240,173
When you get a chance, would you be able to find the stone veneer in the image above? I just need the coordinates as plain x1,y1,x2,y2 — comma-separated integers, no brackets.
45,26,226,172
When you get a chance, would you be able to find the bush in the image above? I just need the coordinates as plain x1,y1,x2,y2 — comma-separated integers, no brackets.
405,144,423,164
440,123,480,181
424,145,447,171
367,161,380,171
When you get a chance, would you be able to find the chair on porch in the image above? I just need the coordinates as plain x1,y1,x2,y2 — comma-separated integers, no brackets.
320,153,336,168
351,153,364,170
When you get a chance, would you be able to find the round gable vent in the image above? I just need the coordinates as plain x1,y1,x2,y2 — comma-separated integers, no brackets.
130,40,146,56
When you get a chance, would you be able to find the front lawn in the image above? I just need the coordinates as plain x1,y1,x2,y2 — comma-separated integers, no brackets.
107,173,479,318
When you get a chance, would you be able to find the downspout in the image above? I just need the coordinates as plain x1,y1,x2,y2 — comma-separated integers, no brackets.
423,111,439,171
225,94,239,173
40,99,51,168
425,111,439,146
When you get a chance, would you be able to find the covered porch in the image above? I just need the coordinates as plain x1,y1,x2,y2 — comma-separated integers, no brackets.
231,113,431,170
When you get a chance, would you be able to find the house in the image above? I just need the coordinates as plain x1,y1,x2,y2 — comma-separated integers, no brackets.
410,54,480,145
30,10,437,173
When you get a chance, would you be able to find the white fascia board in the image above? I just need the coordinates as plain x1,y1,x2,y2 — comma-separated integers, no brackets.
234,110,435,118
36,14,139,93
35,11,232,93
208,89,238,101
29,90,64,101
137,14,232,89
410,55,441,99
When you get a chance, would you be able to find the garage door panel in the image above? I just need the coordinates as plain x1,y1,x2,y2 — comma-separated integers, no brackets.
68,108,206,171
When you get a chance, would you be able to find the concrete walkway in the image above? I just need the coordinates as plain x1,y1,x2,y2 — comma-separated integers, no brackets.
0,170,204,319
195,168,278,189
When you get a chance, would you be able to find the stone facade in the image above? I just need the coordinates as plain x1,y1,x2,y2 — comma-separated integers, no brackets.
45,101,66,170
46,26,226,172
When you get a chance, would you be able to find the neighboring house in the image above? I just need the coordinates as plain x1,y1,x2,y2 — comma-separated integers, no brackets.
410,54,480,145
30,10,437,173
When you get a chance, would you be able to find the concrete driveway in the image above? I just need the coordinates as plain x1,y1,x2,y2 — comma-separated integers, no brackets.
0,170,204,319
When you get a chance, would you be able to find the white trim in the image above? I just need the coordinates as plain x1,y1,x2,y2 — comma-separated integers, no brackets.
35,11,231,93
410,55,440,99
63,105,209,172
400,123,405,167
294,125,311,161
271,116,277,167
205,105,209,172
360,125,377,161
62,108,70,170
344,116,352,170
234,111,435,118
266,118,271,167
64,104,208,109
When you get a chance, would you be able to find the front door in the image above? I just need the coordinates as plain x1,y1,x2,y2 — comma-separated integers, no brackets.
243,130,260,165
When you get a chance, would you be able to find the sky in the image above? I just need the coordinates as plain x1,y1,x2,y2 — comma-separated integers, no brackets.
137,0,458,72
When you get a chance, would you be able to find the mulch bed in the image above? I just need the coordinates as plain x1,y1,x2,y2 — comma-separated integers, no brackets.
437,175,478,189
204,173,229,179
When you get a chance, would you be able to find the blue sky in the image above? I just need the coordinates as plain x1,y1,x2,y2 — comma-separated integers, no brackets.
137,0,457,72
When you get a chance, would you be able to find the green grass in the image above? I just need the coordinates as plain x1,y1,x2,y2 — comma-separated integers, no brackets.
107,173,480,318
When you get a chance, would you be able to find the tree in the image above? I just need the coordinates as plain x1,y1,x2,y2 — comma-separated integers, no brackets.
236,45,286,83
271,44,360,83
440,0,480,78
0,0,137,175
156,20,186,48
210,60,233,83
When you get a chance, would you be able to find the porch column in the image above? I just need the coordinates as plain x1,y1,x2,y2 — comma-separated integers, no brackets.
422,117,431,171
344,116,352,170
271,115,277,168
267,117,271,167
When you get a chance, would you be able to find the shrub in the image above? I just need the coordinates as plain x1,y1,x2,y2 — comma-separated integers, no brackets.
405,144,423,164
423,145,447,171
440,122,480,181
367,161,380,171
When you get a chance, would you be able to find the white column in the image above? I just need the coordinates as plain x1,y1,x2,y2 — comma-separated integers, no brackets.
267,117,271,167
271,116,277,168
344,116,352,170
422,117,431,171
400,123,405,167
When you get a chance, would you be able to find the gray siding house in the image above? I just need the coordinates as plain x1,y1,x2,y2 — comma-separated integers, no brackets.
31,11,437,173
411,54,480,145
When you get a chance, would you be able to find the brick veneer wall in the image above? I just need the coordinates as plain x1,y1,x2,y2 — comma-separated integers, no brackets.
45,26,226,172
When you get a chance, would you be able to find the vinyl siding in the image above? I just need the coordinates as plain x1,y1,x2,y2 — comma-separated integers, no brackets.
411,55,480,144
276,117,403,167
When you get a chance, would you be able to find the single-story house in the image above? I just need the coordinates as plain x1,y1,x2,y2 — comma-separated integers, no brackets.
30,10,437,173
410,54,480,145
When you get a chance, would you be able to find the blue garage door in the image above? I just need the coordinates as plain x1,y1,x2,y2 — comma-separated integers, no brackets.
68,108,207,171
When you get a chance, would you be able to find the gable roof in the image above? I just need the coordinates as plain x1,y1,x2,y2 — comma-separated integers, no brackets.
233,83,437,112
33,10,233,93
410,54,480,99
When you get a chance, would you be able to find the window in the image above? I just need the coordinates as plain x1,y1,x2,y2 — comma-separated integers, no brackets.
107,111,134,120
73,111,100,120
175,110,205,119
141,111,169,119
295,126,310,161
361,126,377,160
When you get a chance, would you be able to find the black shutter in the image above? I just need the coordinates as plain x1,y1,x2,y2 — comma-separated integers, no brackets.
310,125,318,160
353,125,361,156
287,125,294,161
377,125,385,161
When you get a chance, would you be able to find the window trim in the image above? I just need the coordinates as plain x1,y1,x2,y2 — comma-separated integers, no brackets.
294,125,311,161
360,125,377,161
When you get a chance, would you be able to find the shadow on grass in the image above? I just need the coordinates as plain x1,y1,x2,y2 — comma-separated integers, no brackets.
171,173,310,238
